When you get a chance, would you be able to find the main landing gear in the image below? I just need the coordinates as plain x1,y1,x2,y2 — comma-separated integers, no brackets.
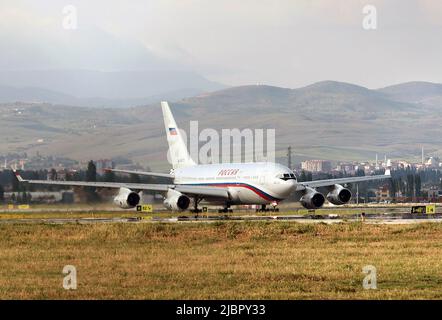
218,204,233,214
256,204,280,213
190,196,203,214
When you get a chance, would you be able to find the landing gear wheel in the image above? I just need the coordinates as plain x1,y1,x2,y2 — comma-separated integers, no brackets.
218,205,232,214
257,204,269,213
191,196,203,217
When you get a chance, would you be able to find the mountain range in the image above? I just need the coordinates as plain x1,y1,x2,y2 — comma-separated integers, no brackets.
1,80,441,170
0,69,224,108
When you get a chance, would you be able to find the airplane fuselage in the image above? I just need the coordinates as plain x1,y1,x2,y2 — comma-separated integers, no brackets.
174,162,297,205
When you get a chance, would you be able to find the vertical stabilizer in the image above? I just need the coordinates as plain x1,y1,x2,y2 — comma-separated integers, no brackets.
161,101,196,169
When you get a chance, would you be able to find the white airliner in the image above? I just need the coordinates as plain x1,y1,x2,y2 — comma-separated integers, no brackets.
14,101,391,213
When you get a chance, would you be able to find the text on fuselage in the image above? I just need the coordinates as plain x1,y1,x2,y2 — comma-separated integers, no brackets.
218,169,239,176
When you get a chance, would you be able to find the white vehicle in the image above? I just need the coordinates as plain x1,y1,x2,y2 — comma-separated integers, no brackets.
14,102,391,213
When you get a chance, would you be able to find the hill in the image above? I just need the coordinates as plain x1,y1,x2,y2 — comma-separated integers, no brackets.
379,81,442,109
1,81,441,169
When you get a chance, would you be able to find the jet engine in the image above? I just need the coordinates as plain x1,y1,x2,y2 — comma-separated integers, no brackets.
326,184,352,205
113,187,140,209
300,187,325,209
163,189,190,211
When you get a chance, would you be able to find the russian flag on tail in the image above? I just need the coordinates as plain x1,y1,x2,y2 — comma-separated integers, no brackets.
169,127,177,135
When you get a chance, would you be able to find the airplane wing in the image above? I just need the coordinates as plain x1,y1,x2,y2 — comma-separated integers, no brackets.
299,170,391,189
13,171,229,199
106,168,173,178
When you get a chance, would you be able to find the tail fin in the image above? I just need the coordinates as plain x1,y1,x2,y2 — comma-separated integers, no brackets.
161,101,196,169
12,169,26,182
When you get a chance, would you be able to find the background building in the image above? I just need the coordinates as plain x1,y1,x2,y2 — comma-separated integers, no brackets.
301,160,332,173
95,159,114,175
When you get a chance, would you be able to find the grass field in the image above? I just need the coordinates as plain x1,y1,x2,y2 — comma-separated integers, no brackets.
0,221,442,299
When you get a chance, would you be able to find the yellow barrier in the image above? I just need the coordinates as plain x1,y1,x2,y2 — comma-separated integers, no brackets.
18,204,30,210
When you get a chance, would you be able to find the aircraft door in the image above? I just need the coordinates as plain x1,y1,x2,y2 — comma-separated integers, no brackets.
259,173,266,185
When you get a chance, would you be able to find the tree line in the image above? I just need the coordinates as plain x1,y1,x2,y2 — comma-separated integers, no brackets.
0,161,167,204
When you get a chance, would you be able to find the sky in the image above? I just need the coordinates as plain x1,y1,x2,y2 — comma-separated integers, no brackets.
1,0,442,89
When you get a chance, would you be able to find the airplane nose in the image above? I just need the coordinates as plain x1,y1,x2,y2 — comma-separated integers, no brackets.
280,179,297,197
288,179,297,190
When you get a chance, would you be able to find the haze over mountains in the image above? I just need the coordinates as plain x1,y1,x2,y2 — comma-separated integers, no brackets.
1,80,442,170
0,20,225,107
0,69,224,107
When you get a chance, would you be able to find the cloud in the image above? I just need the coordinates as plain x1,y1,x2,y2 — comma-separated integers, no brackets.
1,0,442,88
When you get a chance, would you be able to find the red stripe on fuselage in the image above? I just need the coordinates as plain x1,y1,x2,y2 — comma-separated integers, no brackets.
193,183,278,201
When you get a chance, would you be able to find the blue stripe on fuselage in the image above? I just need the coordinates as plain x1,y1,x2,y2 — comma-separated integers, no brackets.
181,182,282,201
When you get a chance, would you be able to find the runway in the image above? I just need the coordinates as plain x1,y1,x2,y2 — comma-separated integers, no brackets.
1,213,441,225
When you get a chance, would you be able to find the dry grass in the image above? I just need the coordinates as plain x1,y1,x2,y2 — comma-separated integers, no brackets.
0,221,442,299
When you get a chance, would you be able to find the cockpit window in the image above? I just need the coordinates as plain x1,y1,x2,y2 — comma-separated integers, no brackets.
277,173,296,181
